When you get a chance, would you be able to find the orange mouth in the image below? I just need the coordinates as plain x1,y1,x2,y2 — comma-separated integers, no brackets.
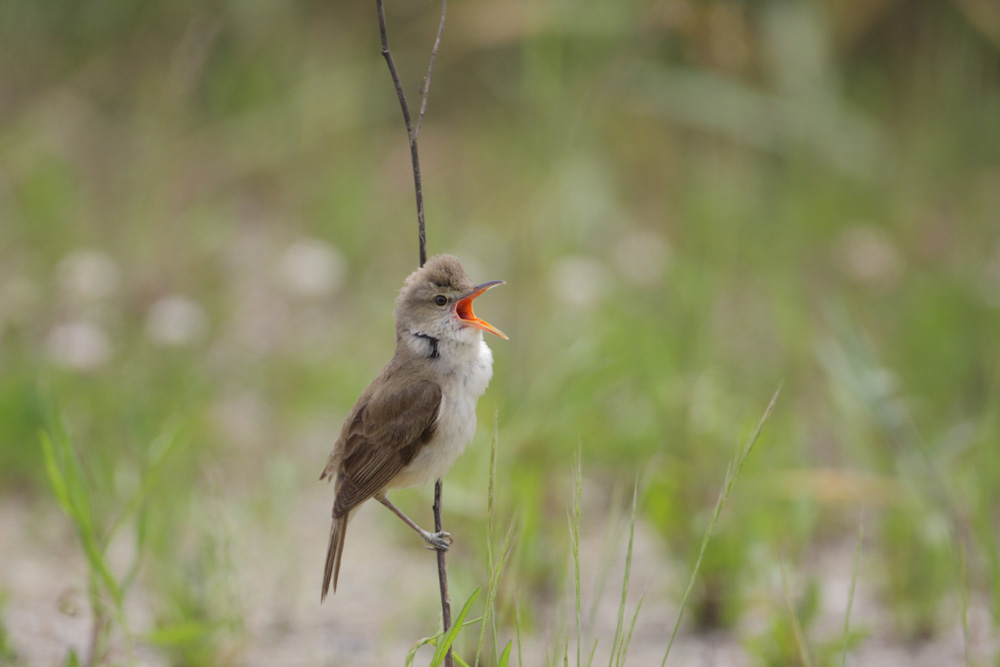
455,280,508,339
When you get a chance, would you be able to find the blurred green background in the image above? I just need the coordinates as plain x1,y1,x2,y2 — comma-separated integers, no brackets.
1,0,999,664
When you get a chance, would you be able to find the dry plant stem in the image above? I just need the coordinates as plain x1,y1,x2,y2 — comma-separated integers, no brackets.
374,0,452,663
375,0,442,267
434,480,453,667
416,0,447,139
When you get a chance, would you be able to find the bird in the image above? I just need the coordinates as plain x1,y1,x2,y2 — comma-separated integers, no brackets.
320,254,507,600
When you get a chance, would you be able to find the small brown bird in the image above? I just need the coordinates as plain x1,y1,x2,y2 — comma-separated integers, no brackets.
320,254,507,600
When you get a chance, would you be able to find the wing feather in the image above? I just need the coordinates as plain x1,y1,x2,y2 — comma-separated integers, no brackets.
332,379,441,517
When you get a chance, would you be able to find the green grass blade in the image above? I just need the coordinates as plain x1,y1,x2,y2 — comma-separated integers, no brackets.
104,423,188,547
661,384,780,666
619,591,645,667
841,520,863,667
610,483,638,667
431,587,481,667
408,630,444,666
62,648,81,667
497,640,513,667
407,617,484,667
40,432,72,515
40,429,124,609
956,539,971,667
573,447,583,667
477,416,518,667
587,484,628,634
515,594,524,667
476,416,499,667
779,559,812,667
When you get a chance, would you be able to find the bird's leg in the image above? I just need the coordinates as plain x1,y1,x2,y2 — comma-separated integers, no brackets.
377,496,453,551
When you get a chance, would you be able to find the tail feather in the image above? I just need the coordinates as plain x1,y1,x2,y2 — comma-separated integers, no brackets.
321,512,349,602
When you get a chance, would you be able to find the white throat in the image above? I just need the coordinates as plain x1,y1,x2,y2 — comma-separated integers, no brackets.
391,330,495,488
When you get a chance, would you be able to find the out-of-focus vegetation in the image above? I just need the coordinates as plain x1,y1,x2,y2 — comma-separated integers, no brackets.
1,0,999,664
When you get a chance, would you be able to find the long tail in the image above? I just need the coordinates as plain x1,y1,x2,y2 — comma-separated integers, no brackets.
321,511,348,602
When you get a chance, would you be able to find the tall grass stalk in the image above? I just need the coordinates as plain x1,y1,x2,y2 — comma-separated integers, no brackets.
572,447,583,667
586,486,629,640
40,413,187,666
475,415,518,667
515,595,524,667
841,520,863,667
586,638,599,667
957,539,971,667
608,484,638,667
41,428,126,620
661,385,781,666
779,559,813,667
476,414,500,665
618,591,645,667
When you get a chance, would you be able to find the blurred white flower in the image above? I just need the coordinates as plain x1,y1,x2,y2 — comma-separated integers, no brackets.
834,225,903,290
612,229,672,286
276,239,346,298
550,256,612,309
146,295,208,346
57,249,120,301
46,321,112,370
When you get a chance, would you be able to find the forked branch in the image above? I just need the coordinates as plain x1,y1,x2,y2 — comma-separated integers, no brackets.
375,0,446,268
373,1,452,664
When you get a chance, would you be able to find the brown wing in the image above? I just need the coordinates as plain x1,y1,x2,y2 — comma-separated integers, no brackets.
332,379,441,517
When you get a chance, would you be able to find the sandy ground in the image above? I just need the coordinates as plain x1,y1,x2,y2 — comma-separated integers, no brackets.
2,485,995,666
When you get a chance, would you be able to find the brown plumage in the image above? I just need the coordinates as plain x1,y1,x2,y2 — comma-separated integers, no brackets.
320,255,506,600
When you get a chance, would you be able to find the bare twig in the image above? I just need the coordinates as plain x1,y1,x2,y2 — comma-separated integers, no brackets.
434,480,453,666
375,0,428,266
374,1,452,664
416,0,447,140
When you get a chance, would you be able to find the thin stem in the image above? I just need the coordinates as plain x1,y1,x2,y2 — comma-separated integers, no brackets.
434,480,453,667
415,0,447,140
661,384,781,666
779,559,813,667
374,2,449,663
375,0,427,267
841,520,863,667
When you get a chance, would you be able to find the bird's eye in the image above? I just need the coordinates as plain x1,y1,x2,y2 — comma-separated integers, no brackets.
434,295,448,307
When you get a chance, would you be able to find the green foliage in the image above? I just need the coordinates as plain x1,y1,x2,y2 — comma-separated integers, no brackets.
841,522,864,667
748,567,868,667
405,590,482,667
880,509,955,640
41,421,136,664
475,419,520,667
40,411,236,665
662,388,779,665
3,0,1000,661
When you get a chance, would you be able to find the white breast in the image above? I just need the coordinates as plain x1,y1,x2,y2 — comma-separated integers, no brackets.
389,339,494,489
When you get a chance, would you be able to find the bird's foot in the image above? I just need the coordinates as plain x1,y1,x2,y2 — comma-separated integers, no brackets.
422,531,453,551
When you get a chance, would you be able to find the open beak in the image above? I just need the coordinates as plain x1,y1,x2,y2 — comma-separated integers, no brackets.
455,280,508,339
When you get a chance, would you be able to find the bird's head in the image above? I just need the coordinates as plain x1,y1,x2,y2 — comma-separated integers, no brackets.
394,254,507,346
